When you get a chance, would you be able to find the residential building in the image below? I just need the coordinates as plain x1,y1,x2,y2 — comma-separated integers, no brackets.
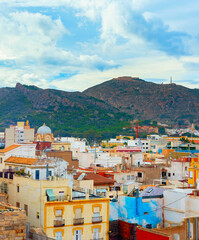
188,156,199,186
47,150,79,170
5,121,35,147
0,143,36,171
4,155,73,186
0,175,110,240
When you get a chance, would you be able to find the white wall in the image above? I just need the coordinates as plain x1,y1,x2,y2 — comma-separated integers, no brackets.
163,189,194,225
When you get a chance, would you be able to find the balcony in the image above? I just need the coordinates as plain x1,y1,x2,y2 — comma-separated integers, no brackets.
73,217,84,225
54,219,65,227
90,238,103,240
92,216,102,223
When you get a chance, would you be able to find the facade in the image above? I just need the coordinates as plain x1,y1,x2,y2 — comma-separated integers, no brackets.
35,123,54,143
0,144,36,171
0,175,109,240
47,150,79,170
188,157,199,186
5,121,35,147
4,156,73,186
137,216,199,240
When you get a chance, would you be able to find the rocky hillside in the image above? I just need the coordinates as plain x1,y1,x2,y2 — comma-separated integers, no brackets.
0,83,131,138
84,76,199,124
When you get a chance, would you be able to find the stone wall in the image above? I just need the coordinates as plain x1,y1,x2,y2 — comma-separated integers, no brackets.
0,208,26,239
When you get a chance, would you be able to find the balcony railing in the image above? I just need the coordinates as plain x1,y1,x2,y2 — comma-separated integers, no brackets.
92,216,102,223
54,219,65,227
73,218,84,225
90,238,103,240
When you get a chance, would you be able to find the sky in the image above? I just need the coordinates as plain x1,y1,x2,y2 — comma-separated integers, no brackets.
0,0,199,91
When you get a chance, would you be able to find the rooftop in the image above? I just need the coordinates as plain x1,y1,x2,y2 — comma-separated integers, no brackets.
74,172,115,186
140,186,164,198
0,145,20,153
5,156,37,165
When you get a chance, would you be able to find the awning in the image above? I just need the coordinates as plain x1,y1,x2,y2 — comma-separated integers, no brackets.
96,189,107,193
46,189,56,201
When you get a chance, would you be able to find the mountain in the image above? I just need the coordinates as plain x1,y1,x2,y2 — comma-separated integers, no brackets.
1,77,199,139
84,76,199,124
0,83,131,138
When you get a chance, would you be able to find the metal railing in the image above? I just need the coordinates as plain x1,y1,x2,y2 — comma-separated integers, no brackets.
92,216,102,223
46,195,70,202
73,217,84,225
54,219,65,227
90,238,103,240
73,185,105,198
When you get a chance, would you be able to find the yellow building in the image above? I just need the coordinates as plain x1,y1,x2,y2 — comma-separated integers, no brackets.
102,136,134,148
52,142,71,151
116,135,134,140
188,156,199,186
0,175,109,240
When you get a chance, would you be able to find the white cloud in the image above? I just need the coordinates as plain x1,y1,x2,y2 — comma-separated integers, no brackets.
0,0,199,91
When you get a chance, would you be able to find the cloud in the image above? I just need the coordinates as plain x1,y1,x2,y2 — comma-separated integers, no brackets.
0,0,198,91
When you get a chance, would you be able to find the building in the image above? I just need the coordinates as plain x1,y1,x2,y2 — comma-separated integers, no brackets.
137,216,199,240
74,171,115,192
35,123,54,143
188,156,199,186
0,175,110,240
3,155,73,186
109,188,163,240
0,143,36,171
47,150,79,170
5,121,35,147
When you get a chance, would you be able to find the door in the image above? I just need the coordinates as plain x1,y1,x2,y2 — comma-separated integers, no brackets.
55,231,62,240
35,170,40,180
74,230,81,240
93,228,99,240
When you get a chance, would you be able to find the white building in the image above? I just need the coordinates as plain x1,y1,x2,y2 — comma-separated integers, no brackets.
0,144,36,171
4,156,73,187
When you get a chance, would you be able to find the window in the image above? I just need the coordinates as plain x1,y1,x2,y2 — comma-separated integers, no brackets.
55,209,63,223
16,202,20,208
92,206,102,223
190,171,193,179
138,172,142,178
0,158,2,163
93,228,99,240
75,208,82,219
37,212,39,219
173,173,175,176
168,173,171,177
55,231,63,240
146,143,148,145
74,230,81,240
127,175,130,180
131,175,134,180
185,166,187,171
17,185,19,193
24,204,28,216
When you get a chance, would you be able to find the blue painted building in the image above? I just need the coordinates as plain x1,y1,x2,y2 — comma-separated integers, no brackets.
109,188,163,228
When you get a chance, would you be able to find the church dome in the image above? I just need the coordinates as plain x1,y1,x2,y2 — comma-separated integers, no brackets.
37,123,52,135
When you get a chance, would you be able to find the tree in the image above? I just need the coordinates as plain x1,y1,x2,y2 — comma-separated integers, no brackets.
159,127,165,135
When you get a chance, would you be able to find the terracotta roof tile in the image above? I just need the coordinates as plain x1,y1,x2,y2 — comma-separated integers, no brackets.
0,145,21,153
5,156,37,165
75,172,115,186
